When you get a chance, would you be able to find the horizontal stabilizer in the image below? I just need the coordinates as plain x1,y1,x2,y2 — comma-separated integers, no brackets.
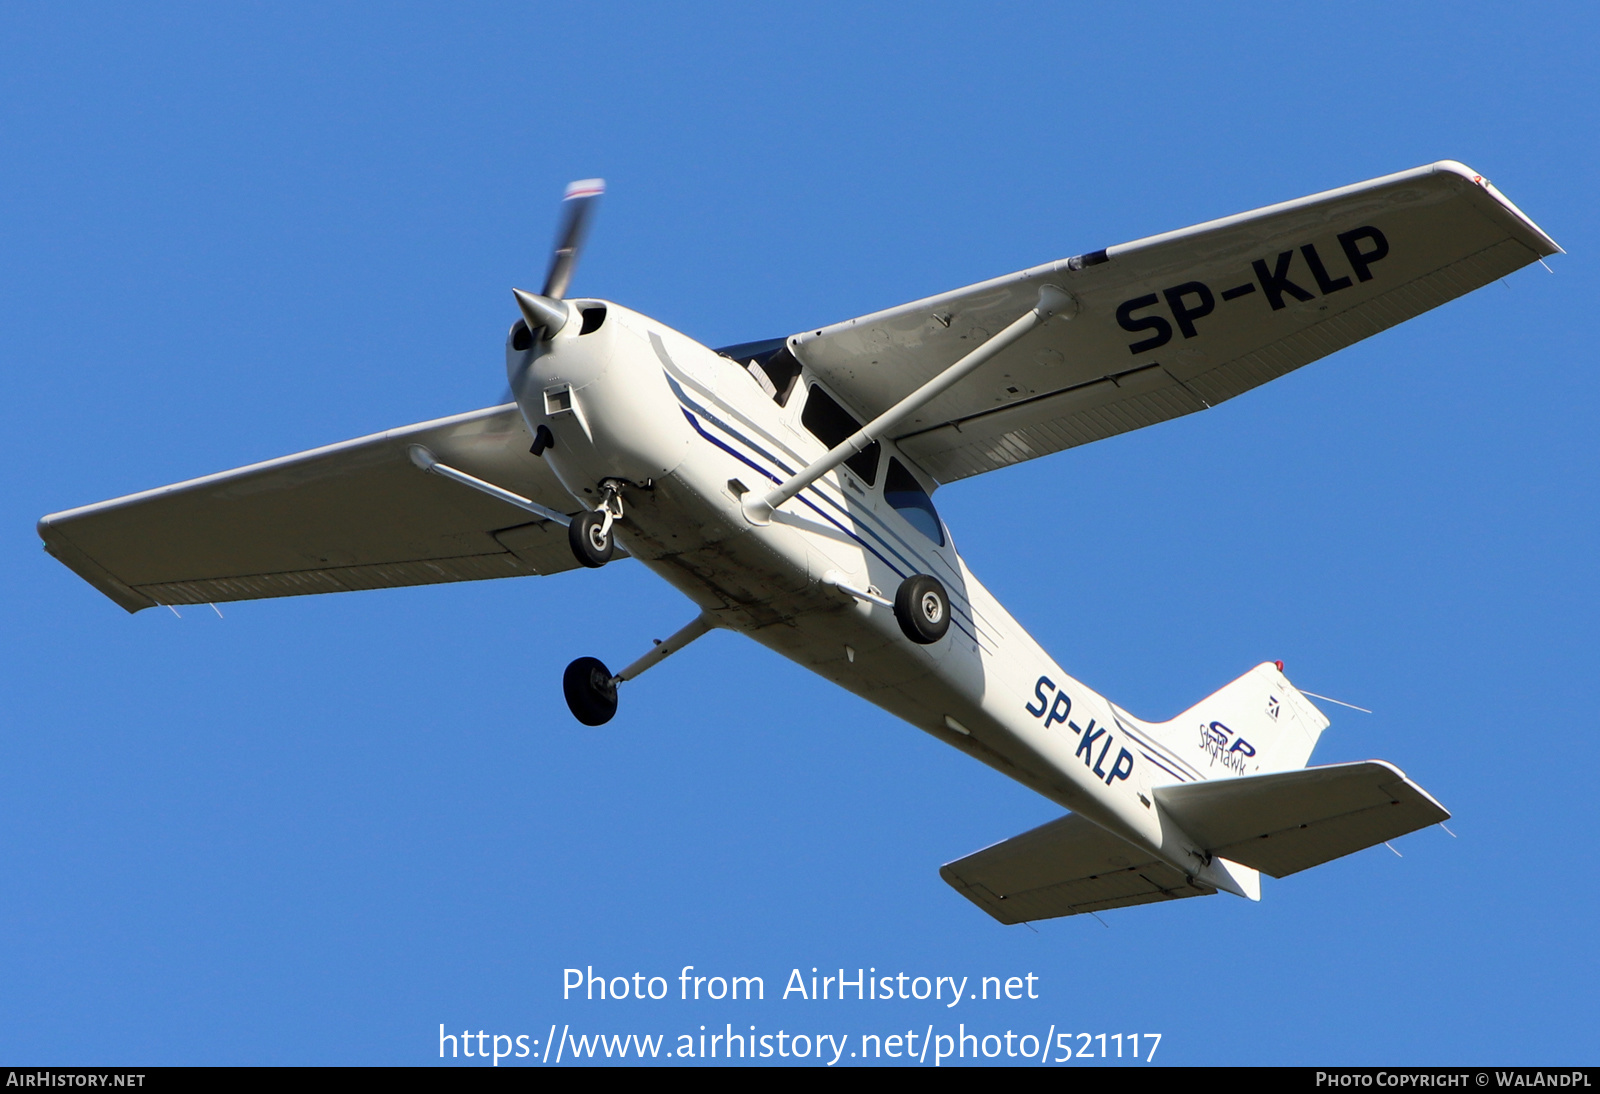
1156,760,1448,878
941,813,1215,925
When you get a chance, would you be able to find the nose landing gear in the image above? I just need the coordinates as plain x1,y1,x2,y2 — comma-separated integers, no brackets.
568,482,625,568
568,510,614,567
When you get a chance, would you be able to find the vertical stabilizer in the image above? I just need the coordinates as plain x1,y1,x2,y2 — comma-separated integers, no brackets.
1122,663,1330,782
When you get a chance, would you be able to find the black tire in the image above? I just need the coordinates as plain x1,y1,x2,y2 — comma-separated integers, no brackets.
894,574,950,645
563,656,618,726
568,509,613,568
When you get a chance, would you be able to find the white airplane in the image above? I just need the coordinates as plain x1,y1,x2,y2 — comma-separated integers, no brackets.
39,163,1558,924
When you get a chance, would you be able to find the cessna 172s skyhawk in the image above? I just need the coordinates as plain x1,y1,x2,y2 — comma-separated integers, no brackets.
40,163,1558,924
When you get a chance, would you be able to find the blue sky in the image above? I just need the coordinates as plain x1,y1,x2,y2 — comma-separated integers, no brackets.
3,3,1595,1066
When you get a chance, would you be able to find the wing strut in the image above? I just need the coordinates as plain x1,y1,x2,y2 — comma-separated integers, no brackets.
408,444,573,527
742,285,1075,525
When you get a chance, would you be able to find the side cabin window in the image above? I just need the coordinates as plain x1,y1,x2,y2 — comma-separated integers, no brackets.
714,338,802,406
799,383,880,485
884,458,945,546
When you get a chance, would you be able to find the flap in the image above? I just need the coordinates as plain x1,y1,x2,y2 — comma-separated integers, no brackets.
40,404,587,612
791,161,1559,483
1155,760,1449,878
941,812,1214,925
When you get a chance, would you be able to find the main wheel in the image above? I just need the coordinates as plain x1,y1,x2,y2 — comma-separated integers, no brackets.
563,656,618,725
894,574,950,645
568,509,614,568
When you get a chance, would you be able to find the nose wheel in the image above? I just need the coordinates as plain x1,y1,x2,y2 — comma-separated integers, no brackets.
567,482,624,568
894,574,951,644
568,510,614,567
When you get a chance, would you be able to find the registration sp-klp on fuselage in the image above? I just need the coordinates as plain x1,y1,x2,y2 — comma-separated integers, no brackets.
38,164,1559,924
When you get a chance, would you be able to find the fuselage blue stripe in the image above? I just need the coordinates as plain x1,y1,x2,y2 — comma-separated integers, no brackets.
659,369,972,608
661,367,985,639
1138,751,1190,784
678,407,985,649
1116,719,1204,783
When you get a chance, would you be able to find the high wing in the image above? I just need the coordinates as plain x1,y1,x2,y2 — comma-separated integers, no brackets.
786,161,1560,484
40,405,586,613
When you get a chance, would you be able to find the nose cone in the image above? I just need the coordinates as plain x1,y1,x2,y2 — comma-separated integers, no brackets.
512,289,571,336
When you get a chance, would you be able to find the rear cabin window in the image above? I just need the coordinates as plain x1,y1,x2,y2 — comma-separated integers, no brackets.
800,384,880,485
884,458,945,545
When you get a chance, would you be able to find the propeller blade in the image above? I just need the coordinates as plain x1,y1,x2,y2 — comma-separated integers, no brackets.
541,178,605,300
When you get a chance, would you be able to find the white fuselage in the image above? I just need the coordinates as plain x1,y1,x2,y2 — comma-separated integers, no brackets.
509,300,1243,895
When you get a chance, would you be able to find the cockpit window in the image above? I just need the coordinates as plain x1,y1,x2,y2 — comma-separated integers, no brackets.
884,458,944,545
800,384,880,485
714,338,802,406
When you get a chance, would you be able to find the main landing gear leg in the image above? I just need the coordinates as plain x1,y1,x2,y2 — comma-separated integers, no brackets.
562,612,716,726
821,569,951,646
